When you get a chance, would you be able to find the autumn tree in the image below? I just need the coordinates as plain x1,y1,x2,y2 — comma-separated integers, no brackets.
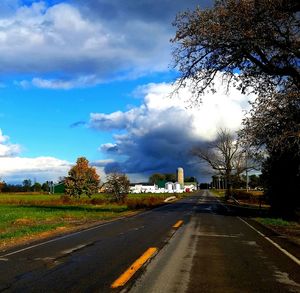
65,157,100,197
192,129,257,198
105,172,130,202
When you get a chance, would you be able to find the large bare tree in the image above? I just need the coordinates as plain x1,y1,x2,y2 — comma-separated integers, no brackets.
172,0,300,101
192,129,256,198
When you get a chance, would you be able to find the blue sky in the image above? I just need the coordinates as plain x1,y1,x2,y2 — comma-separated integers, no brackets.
0,0,254,184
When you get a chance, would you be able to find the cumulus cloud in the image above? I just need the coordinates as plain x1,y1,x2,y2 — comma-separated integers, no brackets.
99,143,118,153
0,128,72,183
90,75,255,181
0,129,21,157
0,0,211,88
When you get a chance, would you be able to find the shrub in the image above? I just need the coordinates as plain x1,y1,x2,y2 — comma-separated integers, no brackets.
126,196,164,209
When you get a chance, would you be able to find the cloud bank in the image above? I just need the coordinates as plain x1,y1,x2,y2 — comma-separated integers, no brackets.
0,156,71,183
91,76,254,181
0,128,71,183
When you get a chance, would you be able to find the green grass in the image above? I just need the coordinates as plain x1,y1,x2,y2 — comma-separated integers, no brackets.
0,204,129,241
0,192,192,243
256,217,298,227
0,223,62,240
210,189,226,197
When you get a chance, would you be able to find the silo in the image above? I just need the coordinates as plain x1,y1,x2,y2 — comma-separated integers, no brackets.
177,167,184,187
165,182,174,192
174,182,181,192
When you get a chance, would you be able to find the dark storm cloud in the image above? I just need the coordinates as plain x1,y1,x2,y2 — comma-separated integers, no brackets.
91,78,253,182
76,0,212,24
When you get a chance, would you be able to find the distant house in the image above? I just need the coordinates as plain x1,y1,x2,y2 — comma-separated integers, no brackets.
130,182,158,193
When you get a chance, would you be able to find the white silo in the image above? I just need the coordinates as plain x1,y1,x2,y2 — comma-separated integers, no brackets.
177,167,184,187
165,182,174,192
174,182,181,192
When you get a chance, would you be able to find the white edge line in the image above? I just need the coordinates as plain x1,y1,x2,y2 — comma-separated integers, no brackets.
238,217,300,266
0,220,116,257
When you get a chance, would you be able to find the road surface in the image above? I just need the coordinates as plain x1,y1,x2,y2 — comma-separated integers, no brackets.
0,191,299,292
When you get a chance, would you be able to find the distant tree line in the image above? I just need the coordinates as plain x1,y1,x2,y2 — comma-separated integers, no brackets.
211,174,262,190
149,173,197,184
0,179,50,193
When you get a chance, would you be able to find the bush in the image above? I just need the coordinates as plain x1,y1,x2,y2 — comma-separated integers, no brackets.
126,196,164,209
60,195,72,204
231,190,251,200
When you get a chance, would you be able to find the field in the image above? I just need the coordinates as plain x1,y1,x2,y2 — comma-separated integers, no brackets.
0,192,189,249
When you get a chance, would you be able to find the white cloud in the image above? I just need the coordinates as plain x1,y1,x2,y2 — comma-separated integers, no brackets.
27,75,103,90
90,74,255,180
0,156,71,183
0,129,71,183
0,129,21,157
98,143,118,153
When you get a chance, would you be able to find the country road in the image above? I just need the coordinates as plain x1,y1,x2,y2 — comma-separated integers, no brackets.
0,191,299,292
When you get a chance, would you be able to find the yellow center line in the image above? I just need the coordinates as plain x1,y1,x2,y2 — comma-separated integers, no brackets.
173,220,183,228
111,247,158,288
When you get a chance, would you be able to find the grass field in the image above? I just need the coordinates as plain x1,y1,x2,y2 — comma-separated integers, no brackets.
0,192,189,245
0,204,129,240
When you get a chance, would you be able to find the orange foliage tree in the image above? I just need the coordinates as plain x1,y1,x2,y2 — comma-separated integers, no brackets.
65,157,100,197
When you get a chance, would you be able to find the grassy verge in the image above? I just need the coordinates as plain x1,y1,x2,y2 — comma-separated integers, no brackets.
255,217,299,227
0,192,192,246
255,217,300,242
210,189,226,198
0,204,129,241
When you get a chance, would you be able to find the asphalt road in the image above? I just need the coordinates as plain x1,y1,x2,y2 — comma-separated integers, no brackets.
1,191,300,292
131,190,300,293
0,193,198,292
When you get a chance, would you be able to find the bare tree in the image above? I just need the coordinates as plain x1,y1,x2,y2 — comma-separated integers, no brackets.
192,129,257,198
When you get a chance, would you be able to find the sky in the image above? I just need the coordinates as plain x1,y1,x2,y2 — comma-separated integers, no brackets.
0,0,254,184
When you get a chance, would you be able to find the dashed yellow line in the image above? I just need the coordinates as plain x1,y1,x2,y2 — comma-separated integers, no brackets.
111,247,158,288
173,220,183,228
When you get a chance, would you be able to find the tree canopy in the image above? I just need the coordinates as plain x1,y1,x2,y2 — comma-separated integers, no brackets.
105,172,130,202
241,91,300,154
65,157,100,197
172,0,300,100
